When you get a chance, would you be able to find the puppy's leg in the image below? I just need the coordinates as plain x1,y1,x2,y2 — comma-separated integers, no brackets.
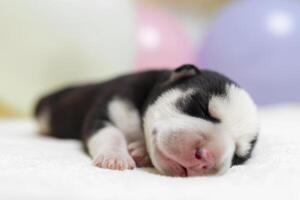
87,125,136,170
128,140,152,167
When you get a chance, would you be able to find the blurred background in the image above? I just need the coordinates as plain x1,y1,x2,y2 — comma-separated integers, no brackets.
0,0,300,118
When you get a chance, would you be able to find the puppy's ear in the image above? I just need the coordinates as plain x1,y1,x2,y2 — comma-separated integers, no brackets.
168,64,200,83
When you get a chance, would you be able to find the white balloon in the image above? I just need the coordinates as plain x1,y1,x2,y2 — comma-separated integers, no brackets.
0,0,136,114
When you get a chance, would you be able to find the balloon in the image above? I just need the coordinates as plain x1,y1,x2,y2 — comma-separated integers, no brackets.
199,0,300,105
136,6,196,71
0,0,135,115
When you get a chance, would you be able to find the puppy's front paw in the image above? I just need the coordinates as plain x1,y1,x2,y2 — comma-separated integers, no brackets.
93,152,136,170
128,140,152,167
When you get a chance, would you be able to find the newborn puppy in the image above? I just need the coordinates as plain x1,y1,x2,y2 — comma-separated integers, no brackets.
35,64,259,177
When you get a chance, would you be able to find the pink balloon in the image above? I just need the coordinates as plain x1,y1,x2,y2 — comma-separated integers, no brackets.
136,6,196,71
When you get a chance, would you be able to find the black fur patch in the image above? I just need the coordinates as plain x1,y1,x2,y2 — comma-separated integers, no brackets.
231,137,258,166
35,70,169,141
176,92,220,123
174,70,236,122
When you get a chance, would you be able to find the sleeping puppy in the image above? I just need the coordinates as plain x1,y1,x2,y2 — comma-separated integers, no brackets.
35,64,259,177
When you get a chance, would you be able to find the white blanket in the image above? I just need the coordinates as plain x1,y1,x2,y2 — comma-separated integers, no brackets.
0,105,300,200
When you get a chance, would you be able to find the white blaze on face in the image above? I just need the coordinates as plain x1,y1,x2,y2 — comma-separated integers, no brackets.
143,84,259,176
143,89,193,173
209,85,259,173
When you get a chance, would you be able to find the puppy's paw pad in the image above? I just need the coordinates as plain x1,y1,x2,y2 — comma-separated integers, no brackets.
93,153,136,170
93,155,105,167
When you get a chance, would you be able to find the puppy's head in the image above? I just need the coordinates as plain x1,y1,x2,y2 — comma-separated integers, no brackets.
143,65,259,177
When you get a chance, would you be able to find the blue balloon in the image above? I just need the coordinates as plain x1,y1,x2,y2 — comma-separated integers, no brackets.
199,0,300,105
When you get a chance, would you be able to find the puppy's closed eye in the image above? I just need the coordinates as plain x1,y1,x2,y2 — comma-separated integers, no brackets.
176,93,220,123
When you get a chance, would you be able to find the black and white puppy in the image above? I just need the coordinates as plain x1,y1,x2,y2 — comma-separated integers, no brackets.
35,64,259,177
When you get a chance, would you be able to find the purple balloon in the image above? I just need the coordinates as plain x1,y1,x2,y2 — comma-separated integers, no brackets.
199,0,300,105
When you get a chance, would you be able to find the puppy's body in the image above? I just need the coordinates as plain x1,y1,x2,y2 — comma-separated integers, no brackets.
35,65,259,176
35,70,167,140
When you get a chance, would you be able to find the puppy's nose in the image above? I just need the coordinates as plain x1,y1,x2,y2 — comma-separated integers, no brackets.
195,148,215,170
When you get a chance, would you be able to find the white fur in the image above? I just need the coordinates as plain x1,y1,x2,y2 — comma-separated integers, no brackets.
143,84,259,175
108,98,143,142
208,84,259,174
87,97,143,170
87,125,128,158
209,84,259,157
143,89,185,168
87,125,136,170
37,108,51,136
143,89,213,172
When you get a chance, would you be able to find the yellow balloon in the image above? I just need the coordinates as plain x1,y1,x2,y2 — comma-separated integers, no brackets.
0,0,136,115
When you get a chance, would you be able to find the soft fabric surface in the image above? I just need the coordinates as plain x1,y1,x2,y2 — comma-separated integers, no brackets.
0,105,299,200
